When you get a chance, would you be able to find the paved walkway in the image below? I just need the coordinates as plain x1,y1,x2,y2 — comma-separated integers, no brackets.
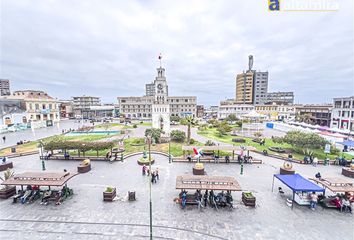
0,120,91,149
0,152,353,239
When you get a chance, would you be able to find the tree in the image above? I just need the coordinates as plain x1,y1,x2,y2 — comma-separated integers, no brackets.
276,130,328,153
145,128,163,143
170,130,186,142
297,113,313,124
226,114,237,122
217,121,232,136
253,131,262,138
181,116,197,145
170,116,181,123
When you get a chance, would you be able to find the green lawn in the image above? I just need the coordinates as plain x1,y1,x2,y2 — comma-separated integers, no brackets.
0,141,39,155
197,128,351,161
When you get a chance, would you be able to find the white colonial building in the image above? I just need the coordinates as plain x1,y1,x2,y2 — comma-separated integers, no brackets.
118,64,197,133
217,100,254,120
330,96,354,131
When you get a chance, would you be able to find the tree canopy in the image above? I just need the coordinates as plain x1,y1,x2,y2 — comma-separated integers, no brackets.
275,131,328,150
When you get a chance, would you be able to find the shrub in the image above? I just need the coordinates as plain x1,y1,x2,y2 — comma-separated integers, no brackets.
205,140,216,146
170,130,186,142
190,138,196,144
145,128,163,143
105,186,114,192
133,124,137,128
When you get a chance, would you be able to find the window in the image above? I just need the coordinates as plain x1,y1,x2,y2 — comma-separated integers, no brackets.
35,104,39,110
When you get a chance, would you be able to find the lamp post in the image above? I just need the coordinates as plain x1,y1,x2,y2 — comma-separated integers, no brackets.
147,135,153,240
168,134,171,164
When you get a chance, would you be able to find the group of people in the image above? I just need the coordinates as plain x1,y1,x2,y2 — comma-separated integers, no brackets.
142,165,159,184
303,156,319,166
329,193,353,213
179,189,233,209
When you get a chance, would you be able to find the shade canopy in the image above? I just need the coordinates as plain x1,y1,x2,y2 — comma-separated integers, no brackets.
176,175,242,191
1,172,78,187
309,177,354,193
274,174,325,193
336,140,354,147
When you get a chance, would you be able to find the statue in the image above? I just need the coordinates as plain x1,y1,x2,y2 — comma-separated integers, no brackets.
248,55,253,71
160,116,164,131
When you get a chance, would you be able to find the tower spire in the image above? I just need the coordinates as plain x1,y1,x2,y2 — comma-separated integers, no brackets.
158,53,162,68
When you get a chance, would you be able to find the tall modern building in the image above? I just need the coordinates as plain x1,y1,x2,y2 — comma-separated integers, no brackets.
235,71,254,104
0,79,10,96
145,83,155,96
235,56,294,105
253,71,269,104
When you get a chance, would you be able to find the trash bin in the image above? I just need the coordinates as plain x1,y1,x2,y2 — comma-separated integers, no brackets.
11,147,16,153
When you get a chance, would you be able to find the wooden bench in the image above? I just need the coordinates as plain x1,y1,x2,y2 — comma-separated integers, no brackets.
180,194,198,205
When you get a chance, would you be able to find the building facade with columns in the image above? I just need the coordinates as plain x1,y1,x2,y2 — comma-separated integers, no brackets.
118,65,197,131
0,90,60,123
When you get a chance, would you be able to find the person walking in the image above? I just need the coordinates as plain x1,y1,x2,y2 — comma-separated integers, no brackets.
155,168,159,180
310,192,318,210
142,165,146,175
313,157,318,167
2,136,5,143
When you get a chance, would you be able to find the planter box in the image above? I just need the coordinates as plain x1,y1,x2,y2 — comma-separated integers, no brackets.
0,186,16,199
78,164,91,173
103,188,116,202
242,192,256,207
342,168,354,178
192,167,205,175
280,167,295,175
0,162,14,172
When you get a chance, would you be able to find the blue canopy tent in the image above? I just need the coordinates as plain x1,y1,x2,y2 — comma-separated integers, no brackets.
272,174,325,209
336,140,354,147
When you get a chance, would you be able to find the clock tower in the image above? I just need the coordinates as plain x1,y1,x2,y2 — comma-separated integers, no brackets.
151,66,170,133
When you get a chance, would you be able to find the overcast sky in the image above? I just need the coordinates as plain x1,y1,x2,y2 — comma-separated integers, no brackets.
0,0,353,106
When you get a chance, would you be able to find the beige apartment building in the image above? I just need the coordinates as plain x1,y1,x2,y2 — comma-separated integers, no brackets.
0,90,60,123
236,71,254,104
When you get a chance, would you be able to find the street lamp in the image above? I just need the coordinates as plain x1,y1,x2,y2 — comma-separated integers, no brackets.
168,134,171,164
146,135,153,240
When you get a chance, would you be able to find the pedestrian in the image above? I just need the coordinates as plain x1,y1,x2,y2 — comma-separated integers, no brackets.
155,168,159,180
2,136,5,143
313,157,318,167
203,190,208,207
142,165,146,175
151,171,157,183
309,192,318,210
187,154,192,162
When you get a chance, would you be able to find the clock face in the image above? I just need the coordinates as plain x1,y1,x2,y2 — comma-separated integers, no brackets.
157,84,163,90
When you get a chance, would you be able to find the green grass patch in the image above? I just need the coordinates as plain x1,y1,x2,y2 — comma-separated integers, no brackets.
197,128,347,160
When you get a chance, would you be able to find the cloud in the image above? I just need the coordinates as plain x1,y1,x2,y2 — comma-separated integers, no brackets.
0,0,353,106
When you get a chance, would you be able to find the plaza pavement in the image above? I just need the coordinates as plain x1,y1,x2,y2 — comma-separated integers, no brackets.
0,150,353,240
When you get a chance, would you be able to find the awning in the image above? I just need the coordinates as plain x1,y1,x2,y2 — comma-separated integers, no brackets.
273,174,324,193
176,175,242,191
1,172,78,187
336,140,354,147
309,177,354,193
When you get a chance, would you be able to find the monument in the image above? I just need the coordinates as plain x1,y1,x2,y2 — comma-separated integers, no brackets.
151,56,170,133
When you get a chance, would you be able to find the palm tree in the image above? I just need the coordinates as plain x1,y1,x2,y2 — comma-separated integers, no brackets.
183,116,197,145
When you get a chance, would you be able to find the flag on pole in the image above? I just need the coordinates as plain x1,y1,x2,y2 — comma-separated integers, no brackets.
158,53,162,60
